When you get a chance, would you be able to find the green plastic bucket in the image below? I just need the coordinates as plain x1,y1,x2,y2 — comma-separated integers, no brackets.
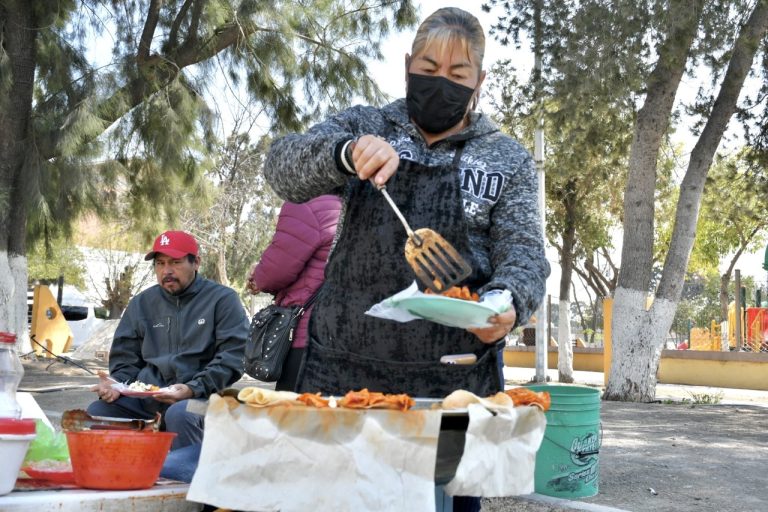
527,384,601,498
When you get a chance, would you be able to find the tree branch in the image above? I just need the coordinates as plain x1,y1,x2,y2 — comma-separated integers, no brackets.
583,258,610,296
184,0,204,49
169,0,194,49
37,19,265,160
658,0,768,301
618,0,704,293
138,0,162,64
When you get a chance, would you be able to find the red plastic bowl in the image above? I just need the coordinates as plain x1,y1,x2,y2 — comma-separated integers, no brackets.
66,430,176,490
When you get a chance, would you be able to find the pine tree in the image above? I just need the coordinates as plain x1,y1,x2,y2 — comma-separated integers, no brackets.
0,0,417,346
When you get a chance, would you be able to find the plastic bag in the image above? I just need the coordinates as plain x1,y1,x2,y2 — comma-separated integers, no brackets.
23,419,69,463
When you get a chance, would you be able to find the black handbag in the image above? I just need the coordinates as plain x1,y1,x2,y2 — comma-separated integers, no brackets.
244,288,321,381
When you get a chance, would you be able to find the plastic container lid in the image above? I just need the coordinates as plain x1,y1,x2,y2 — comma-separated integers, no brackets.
0,332,16,344
0,418,36,435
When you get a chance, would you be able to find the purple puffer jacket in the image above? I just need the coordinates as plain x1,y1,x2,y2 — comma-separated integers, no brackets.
248,195,341,348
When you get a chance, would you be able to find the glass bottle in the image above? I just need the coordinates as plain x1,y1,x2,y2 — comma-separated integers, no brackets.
0,332,24,418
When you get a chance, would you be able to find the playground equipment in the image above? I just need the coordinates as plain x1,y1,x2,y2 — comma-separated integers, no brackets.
745,306,768,352
689,321,723,351
725,301,768,352
29,285,74,357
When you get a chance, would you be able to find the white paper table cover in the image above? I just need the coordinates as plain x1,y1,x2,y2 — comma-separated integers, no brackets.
187,395,442,512
445,403,546,497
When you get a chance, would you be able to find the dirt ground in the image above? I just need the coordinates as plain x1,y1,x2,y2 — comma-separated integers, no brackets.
482,399,768,512
578,401,766,511
19,359,768,512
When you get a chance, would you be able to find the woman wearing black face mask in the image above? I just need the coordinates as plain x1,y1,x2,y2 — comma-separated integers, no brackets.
265,6,547,389
265,5,547,396
264,9,549,506
264,11,549,507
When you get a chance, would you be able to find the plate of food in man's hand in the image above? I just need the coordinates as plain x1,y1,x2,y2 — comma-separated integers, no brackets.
112,380,171,397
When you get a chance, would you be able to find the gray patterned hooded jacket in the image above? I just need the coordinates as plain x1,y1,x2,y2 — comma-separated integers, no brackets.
264,98,550,327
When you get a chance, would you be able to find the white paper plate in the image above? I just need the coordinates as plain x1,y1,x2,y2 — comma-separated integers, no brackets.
394,295,498,328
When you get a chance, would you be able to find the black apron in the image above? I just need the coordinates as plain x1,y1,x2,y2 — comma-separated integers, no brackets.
298,138,502,398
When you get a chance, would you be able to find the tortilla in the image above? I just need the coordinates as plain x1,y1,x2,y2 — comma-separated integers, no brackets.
237,387,300,407
485,391,514,407
442,390,514,409
441,389,480,409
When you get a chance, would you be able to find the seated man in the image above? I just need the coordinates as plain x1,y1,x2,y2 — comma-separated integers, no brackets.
88,230,248,455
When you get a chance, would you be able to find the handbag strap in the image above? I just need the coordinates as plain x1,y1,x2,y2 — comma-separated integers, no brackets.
293,285,323,318
302,285,323,309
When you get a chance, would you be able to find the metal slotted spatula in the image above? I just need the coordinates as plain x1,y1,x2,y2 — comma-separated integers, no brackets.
377,185,471,293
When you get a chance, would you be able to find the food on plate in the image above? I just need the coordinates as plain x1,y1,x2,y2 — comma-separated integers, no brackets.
237,387,300,407
127,381,161,392
296,393,331,408
338,388,415,411
424,285,480,302
504,387,551,411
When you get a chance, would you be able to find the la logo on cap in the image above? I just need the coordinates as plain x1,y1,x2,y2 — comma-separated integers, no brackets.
144,230,199,261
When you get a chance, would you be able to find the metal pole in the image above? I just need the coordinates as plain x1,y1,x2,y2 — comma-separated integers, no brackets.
56,275,64,306
533,0,547,383
547,294,552,351
735,269,742,350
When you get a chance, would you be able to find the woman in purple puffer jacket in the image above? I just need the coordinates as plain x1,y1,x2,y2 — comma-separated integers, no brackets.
247,194,341,391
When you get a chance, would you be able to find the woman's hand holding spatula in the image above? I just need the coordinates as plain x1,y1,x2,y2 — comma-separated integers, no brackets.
343,134,400,186
343,135,473,293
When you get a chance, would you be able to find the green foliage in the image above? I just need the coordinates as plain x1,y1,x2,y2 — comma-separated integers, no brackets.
652,142,686,266
671,268,722,335
692,150,768,272
2,0,417,257
485,1,649,264
686,391,724,405
484,0,767,303
26,235,86,290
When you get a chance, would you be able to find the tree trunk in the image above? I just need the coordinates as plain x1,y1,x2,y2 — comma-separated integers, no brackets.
557,179,577,383
720,273,731,324
557,299,574,382
607,0,768,401
606,0,704,401
0,3,38,353
103,265,136,319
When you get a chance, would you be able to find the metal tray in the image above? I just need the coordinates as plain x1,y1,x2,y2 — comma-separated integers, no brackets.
413,398,468,417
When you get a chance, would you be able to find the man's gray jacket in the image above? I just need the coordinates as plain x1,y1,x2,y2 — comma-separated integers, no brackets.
109,275,248,398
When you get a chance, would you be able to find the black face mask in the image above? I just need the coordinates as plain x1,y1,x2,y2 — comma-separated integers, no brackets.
406,73,475,134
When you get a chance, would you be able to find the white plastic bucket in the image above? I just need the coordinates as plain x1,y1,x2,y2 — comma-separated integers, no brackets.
0,418,37,495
